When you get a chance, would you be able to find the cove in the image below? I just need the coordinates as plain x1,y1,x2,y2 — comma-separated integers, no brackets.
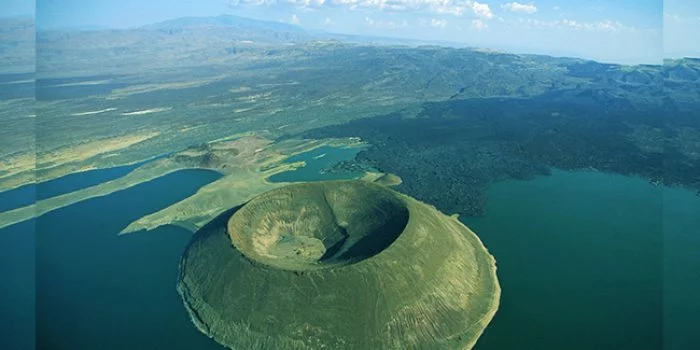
36,153,173,202
36,163,141,201
0,156,169,213
30,169,225,350
268,145,365,183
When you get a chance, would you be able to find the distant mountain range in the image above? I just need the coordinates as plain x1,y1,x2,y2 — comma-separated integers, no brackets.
142,14,305,33
0,17,34,73
1,14,699,82
142,15,469,48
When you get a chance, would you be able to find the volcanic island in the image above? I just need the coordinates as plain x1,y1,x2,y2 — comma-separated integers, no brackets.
177,180,500,350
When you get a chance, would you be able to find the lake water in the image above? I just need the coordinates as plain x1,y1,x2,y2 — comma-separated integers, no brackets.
36,163,142,201
662,186,700,349
0,159,156,213
464,170,698,350
0,219,35,350
268,145,365,183
1,167,696,349
0,183,35,212
0,169,225,350
0,73,35,99
36,152,174,202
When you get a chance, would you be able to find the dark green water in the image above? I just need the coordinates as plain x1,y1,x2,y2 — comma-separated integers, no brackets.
19,169,225,350
465,170,698,350
662,186,700,349
268,145,365,183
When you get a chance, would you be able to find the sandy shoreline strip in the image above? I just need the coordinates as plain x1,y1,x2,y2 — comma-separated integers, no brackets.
121,107,172,116
72,108,117,116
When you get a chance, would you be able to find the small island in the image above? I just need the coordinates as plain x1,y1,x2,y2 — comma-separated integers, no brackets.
177,180,500,349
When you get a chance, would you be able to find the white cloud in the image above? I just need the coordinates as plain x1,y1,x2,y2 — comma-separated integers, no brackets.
471,19,487,31
516,17,633,32
230,0,494,19
430,18,448,28
563,19,628,32
664,13,683,22
472,1,493,19
364,16,408,30
502,2,537,14
664,13,700,24
290,14,301,24
664,12,700,57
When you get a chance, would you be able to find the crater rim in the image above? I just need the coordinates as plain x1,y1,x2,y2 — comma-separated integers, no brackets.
226,181,410,272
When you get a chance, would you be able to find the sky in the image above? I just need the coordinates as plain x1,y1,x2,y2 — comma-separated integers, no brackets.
5,0,698,63
664,0,700,59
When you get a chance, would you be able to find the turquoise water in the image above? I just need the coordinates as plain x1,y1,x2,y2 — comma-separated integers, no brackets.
464,170,698,350
268,145,365,183
0,169,226,350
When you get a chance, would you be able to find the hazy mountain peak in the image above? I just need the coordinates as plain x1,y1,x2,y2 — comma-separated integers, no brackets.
142,14,305,33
